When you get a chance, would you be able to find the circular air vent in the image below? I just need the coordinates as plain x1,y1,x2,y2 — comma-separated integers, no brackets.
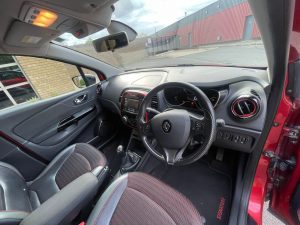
231,96,260,119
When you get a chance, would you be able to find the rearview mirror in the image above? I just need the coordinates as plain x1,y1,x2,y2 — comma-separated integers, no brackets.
93,32,129,53
107,20,137,42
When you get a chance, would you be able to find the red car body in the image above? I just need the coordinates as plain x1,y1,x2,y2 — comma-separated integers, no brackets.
249,0,300,224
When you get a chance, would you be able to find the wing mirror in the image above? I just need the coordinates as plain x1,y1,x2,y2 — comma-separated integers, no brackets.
72,75,96,88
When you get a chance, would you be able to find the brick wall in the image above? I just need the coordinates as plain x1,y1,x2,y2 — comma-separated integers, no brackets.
16,56,79,99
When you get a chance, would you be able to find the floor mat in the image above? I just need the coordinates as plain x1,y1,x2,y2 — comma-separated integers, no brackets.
140,158,232,225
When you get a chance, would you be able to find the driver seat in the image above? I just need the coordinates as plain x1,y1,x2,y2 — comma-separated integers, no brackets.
86,172,204,225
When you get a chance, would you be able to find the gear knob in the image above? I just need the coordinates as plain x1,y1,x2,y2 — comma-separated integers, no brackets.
116,145,124,155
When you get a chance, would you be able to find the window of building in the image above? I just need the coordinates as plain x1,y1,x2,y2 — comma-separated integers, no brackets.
0,55,98,111
0,56,38,110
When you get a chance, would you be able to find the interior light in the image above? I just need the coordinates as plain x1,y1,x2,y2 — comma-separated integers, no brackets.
26,8,58,28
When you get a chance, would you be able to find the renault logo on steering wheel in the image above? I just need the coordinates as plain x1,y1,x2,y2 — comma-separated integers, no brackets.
162,120,172,133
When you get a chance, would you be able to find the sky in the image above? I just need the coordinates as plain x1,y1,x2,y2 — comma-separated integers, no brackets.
113,0,217,35
60,0,217,46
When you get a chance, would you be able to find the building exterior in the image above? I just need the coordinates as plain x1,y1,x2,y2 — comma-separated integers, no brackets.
0,55,84,110
148,0,261,54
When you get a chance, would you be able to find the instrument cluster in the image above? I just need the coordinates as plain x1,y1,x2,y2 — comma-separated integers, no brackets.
164,87,220,108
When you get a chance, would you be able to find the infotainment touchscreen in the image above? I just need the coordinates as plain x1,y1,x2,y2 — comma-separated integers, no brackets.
124,98,140,113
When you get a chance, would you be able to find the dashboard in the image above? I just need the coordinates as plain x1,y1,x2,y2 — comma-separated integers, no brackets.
98,66,270,153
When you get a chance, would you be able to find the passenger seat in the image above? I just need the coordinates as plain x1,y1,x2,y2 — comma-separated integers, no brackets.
0,143,108,225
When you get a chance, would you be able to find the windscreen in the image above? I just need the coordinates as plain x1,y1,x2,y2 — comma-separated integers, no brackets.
57,0,267,70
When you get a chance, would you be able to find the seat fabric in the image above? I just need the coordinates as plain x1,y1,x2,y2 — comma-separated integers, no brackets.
0,143,108,225
86,172,204,225
28,143,107,205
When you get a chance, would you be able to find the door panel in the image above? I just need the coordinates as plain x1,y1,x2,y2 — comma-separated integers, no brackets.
0,84,101,180
14,89,97,144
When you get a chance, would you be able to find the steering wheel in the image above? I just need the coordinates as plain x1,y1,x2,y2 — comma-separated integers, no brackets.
137,82,216,166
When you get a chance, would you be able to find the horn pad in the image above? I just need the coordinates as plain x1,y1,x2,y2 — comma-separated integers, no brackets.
151,109,191,149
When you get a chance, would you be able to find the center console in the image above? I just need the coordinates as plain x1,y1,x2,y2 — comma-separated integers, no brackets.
120,89,148,128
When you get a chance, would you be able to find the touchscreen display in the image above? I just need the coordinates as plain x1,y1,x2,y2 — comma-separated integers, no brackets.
124,98,140,112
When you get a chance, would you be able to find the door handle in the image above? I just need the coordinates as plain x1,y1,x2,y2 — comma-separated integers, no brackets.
57,106,96,132
74,94,87,105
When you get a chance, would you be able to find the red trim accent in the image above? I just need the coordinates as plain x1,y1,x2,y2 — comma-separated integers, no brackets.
120,89,148,115
216,197,226,220
231,97,259,119
145,111,149,123
0,131,48,164
96,71,106,81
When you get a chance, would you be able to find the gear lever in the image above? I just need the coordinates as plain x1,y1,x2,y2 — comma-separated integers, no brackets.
116,145,124,156
116,145,140,174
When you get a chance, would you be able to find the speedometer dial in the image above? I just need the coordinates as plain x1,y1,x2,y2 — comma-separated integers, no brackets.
164,87,187,105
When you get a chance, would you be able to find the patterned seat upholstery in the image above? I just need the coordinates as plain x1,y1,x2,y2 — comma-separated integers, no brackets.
87,172,203,225
0,143,108,225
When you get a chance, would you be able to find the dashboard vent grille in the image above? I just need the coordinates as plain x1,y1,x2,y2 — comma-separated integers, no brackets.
250,89,260,98
151,95,158,109
231,96,259,119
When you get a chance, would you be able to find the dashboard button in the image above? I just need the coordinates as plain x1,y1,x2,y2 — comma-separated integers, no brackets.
223,132,232,140
240,137,248,144
233,135,240,143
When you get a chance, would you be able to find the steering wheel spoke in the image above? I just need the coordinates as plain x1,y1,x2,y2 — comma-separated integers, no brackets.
146,107,160,115
162,147,185,165
189,112,206,136
139,120,153,136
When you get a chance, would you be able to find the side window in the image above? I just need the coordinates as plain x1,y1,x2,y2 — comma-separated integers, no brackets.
0,55,98,111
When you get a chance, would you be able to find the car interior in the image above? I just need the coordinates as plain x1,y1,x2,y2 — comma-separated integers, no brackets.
0,0,297,225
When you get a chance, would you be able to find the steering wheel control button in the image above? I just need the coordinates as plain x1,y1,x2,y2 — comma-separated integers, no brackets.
162,120,172,133
190,117,204,135
195,121,203,130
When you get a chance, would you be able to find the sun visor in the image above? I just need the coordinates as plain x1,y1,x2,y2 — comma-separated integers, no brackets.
4,21,60,48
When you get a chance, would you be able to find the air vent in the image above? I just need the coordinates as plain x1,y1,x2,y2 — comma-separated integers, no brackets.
231,96,260,119
151,95,158,109
250,89,260,98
